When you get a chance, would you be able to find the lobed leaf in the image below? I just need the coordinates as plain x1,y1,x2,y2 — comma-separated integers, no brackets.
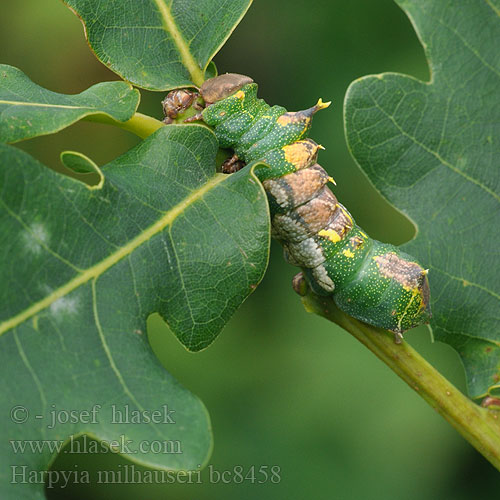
344,0,500,398
60,150,102,175
63,0,252,90
0,124,269,498
0,64,139,143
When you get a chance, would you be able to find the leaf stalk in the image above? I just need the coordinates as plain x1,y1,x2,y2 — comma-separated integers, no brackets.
85,112,165,139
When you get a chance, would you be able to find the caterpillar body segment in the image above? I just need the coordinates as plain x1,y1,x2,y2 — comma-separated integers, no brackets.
262,163,331,214
179,73,432,339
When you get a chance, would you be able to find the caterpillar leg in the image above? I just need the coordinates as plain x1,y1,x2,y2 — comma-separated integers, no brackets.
393,329,404,344
293,271,406,345
183,112,204,123
292,272,308,296
221,154,246,174
481,397,500,409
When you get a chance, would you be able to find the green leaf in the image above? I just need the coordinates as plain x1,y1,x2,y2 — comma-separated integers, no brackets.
0,64,139,143
60,150,102,175
205,60,218,80
63,0,252,90
344,0,500,399
60,150,103,187
0,125,269,498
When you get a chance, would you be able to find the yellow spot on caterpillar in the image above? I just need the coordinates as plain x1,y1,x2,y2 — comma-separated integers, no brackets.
318,229,341,243
339,206,353,225
219,111,226,117
342,249,355,258
418,295,427,310
276,114,292,126
234,90,245,100
359,230,368,239
283,140,319,170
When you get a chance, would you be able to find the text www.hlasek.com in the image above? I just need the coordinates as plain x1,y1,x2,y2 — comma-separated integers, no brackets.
10,434,182,455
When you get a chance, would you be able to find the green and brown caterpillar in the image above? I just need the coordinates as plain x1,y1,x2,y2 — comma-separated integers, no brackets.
162,74,431,341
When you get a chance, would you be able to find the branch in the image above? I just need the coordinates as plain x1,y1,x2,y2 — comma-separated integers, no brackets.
84,112,165,139
300,287,500,471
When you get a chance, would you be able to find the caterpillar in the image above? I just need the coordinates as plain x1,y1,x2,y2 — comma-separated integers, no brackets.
162,74,431,342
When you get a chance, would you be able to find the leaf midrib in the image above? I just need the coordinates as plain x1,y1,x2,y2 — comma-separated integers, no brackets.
484,0,500,18
0,100,86,110
152,0,205,86
0,173,226,336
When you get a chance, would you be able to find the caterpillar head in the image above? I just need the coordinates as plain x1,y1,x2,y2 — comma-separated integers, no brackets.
200,73,253,105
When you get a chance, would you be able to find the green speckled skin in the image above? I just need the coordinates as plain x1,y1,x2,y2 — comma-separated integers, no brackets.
201,76,431,337
203,84,315,180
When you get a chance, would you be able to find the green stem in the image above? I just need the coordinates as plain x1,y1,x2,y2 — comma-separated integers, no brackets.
85,112,165,139
301,290,500,471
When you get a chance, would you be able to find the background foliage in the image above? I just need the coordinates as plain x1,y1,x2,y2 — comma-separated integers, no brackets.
1,0,497,498
345,0,500,400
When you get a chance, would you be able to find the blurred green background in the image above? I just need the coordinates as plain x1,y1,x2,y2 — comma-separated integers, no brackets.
2,0,498,498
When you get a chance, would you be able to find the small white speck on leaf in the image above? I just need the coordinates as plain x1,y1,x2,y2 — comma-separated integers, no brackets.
50,296,79,317
23,222,50,255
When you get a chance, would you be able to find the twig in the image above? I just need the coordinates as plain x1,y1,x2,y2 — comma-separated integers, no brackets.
301,288,500,471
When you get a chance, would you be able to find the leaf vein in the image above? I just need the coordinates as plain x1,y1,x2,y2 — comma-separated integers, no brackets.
0,174,226,336
91,279,164,438
369,90,500,204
